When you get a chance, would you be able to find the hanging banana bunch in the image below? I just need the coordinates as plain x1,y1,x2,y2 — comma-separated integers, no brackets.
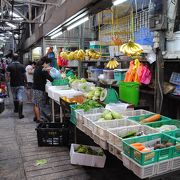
106,58,119,69
120,40,143,56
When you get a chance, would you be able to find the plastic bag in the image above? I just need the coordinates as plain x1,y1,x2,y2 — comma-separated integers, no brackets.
50,68,61,79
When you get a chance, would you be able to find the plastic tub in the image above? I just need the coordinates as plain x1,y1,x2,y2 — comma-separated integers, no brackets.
174,31,180,52
103,70,114,79
119,82,140,106
166,39,175,52
114,69,128,81
91,69,104,81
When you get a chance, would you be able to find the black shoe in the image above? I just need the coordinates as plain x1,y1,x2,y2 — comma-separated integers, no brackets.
33,117,37,122
18,103,24,119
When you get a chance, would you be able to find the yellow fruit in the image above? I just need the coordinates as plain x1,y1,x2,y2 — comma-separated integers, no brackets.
60,52,68,60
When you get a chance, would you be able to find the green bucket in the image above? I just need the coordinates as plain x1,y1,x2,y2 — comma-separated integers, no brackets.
119,82,139,106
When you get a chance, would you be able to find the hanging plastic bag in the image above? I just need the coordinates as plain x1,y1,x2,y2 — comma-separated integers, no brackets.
50,68,61,79
124,60,136,82
138,64,152,85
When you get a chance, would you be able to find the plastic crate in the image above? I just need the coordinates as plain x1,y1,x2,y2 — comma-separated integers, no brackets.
122,153,157,179
122,133,176,166
107,125,159,151
170,156,180,170
156,159,171,175
52,78,69,86
122,109,152,117
146,120,180,130
70,104,77,125
83,126,93,138
163,129,180,157
93,119,138,140
128,114,171,124
108,142,116,155
93,134,108,150
36,123,69,146
114,69,128,81
70,144,106,168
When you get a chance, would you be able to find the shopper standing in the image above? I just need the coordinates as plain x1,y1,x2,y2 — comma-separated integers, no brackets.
33,57,53,123
6,54,27,119
25,61,36,103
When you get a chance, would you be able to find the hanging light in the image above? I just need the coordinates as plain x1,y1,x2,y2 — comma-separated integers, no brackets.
5,22,17,29
113,0,127,6
50,31,63,39
67,16,89,31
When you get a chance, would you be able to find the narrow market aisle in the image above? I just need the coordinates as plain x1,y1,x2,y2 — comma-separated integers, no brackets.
0,101,89,180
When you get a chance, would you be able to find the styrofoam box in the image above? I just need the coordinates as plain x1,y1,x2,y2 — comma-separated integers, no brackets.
93,134,108,150
93,119,138,140
170,156,180,170
122,109,152,117
107,125,159,151
70,144,106,168
122,153,157,179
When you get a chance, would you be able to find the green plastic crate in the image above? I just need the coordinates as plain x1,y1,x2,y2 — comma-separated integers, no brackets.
128,114,171,124
70,104,77,125
119,82,139,106
163,129,180,157
146,120,180,130
122,133,176,166
52,79,69,86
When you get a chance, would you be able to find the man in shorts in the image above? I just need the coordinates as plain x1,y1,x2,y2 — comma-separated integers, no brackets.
25,61,36,103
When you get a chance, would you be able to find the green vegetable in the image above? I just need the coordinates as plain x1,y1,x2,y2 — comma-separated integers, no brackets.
104,113,113,120
75,145,104,156
111,111,123,119
76,99,102,112
121,131,137,139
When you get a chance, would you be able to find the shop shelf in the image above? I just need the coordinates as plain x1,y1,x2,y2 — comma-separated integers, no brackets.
128,114,171,124
122,133,176,166
146,120,180,131
107,125,159,151
93,119,138,141
36,123,69,146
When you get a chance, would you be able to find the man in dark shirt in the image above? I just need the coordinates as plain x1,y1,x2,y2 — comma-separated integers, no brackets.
7,54,27,119
33,57,54,123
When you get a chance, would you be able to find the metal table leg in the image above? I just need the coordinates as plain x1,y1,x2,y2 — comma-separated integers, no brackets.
52,99,55,123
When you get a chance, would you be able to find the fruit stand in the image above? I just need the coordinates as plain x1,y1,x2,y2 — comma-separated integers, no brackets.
44,76,180,179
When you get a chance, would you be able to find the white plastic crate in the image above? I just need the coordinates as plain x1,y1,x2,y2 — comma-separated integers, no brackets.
122,109,152,117
156,159,171,175
70,144,106,168
170,156,180,170
93,119,138,140
93,134,108,150
83,126,93,138
122,153,157,179
108,143,116,155
107,125,159,151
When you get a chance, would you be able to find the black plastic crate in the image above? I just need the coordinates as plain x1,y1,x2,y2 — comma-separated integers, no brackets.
36,123,69,146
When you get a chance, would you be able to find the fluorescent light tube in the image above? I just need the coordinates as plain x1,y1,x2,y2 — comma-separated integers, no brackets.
113,0,127,6
50,31,63,39
67,16,89,31
5,22,17,29
49,28,62,37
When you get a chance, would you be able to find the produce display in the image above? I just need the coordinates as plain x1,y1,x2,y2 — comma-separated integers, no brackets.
99,109,123,120
120,40,143,56
120,131,145,139
60,49,101,61
158,125,178,132
76,100,102,112
140,114,161,124
84,87,104,100
106,58,119,69
62,95,85,104
75,145,104,156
